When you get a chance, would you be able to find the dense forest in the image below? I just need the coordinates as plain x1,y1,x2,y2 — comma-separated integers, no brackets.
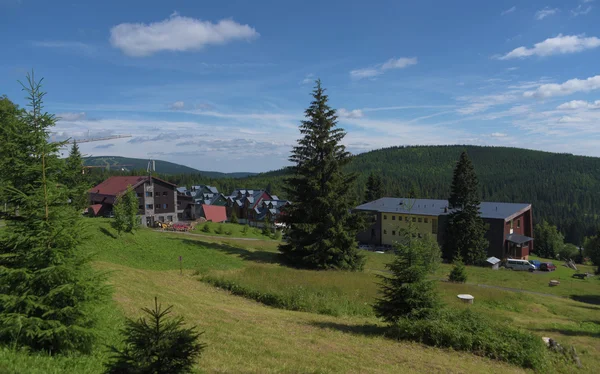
89,145,600,246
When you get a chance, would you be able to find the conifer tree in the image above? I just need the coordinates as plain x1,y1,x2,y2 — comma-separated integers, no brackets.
365,172,384,202
279,80,365,270
374,225,441,322
64,141,89,210
113,185,139,235
105,298,205,374
448,255,468,283
444,151,488,265
230,210,239,224
0,73,104,353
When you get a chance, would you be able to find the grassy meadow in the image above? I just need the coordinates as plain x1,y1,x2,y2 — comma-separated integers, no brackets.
2,218,599,373
191,220,276,240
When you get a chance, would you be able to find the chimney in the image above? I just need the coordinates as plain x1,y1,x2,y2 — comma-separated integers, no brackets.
444,207,448,213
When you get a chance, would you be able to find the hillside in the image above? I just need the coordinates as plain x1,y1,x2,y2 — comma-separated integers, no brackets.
210,145,600,244
83,156,256,178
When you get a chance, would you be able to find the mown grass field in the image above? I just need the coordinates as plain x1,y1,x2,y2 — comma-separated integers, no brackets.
191,221,276,240
2,219,599,373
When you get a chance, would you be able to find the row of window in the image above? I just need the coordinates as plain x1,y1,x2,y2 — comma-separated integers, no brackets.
383,229,423,238
157,216,174,222
137,192,170,198
140,204,169,210
509,219,522,229
383,214,429,223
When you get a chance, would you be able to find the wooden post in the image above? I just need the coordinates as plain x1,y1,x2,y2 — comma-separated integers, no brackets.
179,256,182,275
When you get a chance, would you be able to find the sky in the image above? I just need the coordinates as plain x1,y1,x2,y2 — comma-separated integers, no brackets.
1,0,600,173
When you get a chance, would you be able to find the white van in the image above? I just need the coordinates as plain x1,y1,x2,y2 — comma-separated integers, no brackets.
505,259,536,272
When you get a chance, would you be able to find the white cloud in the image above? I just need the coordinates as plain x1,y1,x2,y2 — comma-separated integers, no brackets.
169,101,185,110
32,41,94,54
501,6,516,15
110,15,259,57
301,73,315,85
535,7,559,20
338,108,364,118
498,34,600,59
350,57,417,79
524,75,600,98
557,100,600,109
572,4,592,16
57,112,86,121
457,94,517,114
490,132,508,138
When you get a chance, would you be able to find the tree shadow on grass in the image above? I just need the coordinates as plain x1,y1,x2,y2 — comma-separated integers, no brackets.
531,324,600,339
570,294,600,305
309,321,387,337
99,226,118,239
174,238,283,265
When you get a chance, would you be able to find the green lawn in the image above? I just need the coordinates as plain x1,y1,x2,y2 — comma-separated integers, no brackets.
191,221,277,240
3,219,599,373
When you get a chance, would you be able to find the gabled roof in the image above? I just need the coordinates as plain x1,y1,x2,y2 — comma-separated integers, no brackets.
89,176,147,196
202,204,227,223
89,204,103,216
207,186,219,194
176,187,187,193
355,197,531,220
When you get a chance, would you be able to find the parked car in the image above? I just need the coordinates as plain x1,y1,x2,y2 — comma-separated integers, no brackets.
529,260,541,270
505,259,536,272
540,262,557,271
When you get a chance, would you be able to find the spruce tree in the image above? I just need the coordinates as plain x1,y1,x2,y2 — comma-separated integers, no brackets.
279,80,365,270
113,185,139,235
448,255,468,283
0,73,104,353
230,210,239,224
105,298,205,374
444,151,488,265
64,141,89,211
364,172,384,203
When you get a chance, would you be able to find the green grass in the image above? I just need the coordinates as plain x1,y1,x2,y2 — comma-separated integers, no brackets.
192,221,277,240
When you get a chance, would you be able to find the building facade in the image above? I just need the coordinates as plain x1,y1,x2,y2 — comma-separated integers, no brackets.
355,198,533,260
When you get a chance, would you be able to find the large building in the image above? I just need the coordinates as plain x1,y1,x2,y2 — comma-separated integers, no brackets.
354,198,533,260
88,176,178,227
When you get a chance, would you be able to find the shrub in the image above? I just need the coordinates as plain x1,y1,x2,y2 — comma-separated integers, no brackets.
558,243,579,262
201,223,211,233
215,224,225,235
448,256,467,283
230,211,238,224
106,298,205,374
241,225,249,236
387,309,549,370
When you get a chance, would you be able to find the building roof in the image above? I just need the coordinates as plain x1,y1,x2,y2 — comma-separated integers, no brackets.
486,256,501,265
89,204,103,216
201,204,227,223
176,187,187,193
506,233,533,244
355,197,531,220
89,176,147,196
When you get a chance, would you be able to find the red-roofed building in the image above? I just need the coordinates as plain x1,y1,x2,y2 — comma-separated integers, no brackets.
89,176,178,227
197,204,227,223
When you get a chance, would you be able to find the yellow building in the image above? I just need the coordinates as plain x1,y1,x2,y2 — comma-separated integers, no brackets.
380,212,438,246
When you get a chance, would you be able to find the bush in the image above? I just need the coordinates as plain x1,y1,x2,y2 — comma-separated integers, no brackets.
215,224,225,235
558,243,579,262
387,309,550,370
201,223,211,233
230,212,238,224
448,257,467,283
241,225,249,236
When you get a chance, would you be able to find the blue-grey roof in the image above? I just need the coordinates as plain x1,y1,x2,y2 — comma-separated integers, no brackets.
355,198,530,220
207,186,218,194
176,187,187,193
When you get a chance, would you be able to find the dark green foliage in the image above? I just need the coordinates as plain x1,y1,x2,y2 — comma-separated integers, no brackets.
105,298,205,374
64,141,89,210
445,152,488,264
387,309,549,370
201,223,211,233
229,211,238,224
448,256,468,283
241,224,249,236
214,224,224,235
262,216,271,237
279,80,364,271
558,243,579,262
374,228,441,322
112,186,139,235
534,220,564,259
0,96,24,208
0,74,104,353
583,232,600,270
364,172,384,203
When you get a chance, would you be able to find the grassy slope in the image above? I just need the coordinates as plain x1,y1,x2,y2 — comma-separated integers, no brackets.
191,221,275,240
3,220,598,372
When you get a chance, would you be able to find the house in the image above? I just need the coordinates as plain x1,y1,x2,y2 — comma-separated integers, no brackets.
88,176,178,227
225,189,289,224
176,193,196,221
354,197,533,260
251,199,290,224
196,204,227,223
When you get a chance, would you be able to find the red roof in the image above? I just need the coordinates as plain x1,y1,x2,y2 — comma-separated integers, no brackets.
202,204,227,223
89,176,147,196
89,204,103,216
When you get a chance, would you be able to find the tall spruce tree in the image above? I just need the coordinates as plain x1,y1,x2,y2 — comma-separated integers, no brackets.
365,172,384,203
113,185,139,235
444,151,488,265
65,141,89,210
279,80,365,270
0,74,104,353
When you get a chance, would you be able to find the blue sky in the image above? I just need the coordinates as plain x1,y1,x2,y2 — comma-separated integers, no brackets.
1,0,600,172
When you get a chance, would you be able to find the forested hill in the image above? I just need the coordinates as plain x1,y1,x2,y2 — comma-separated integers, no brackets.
219,145,600,244
83,156,256,178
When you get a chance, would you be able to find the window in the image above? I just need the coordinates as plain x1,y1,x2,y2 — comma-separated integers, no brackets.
383,215,387,220
392,216,396,221
383,229,387,234
146,204,153,210
412,217,416,222
155,204,160,209
424,218,428,223
163,191,168,196
432,219,438,234
167,215,173,222
510,220,513,229
163,204,168,209
405,216,409,222
138,205,143,210
392,230,396,236
145,191,152,197
136,193,143,198
418,218,422,223
517,219,521,229
177,201,181,206
158,216,165,222
177,213,183,219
